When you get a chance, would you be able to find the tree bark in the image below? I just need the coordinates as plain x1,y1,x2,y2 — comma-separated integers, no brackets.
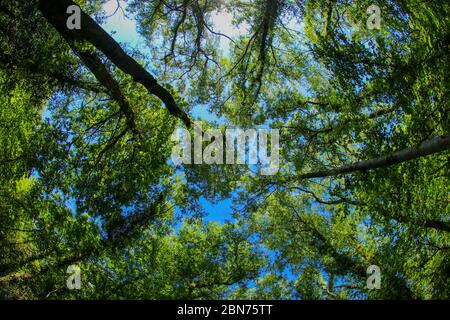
38,0,191,128
298,134,450,179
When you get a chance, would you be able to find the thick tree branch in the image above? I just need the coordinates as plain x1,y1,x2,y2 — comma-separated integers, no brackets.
38,0,191,128
75,48,140,136
297,134,450,179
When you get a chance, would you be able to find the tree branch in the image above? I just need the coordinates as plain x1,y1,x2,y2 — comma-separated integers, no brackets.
297,134,450,179
38,0,192,128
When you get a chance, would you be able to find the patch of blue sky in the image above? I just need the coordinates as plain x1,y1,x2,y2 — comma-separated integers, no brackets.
200,197,234,224
101,1,141,46
191,103,227,123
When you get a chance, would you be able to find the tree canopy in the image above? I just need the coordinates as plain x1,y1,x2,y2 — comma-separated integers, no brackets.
0,0,449,299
